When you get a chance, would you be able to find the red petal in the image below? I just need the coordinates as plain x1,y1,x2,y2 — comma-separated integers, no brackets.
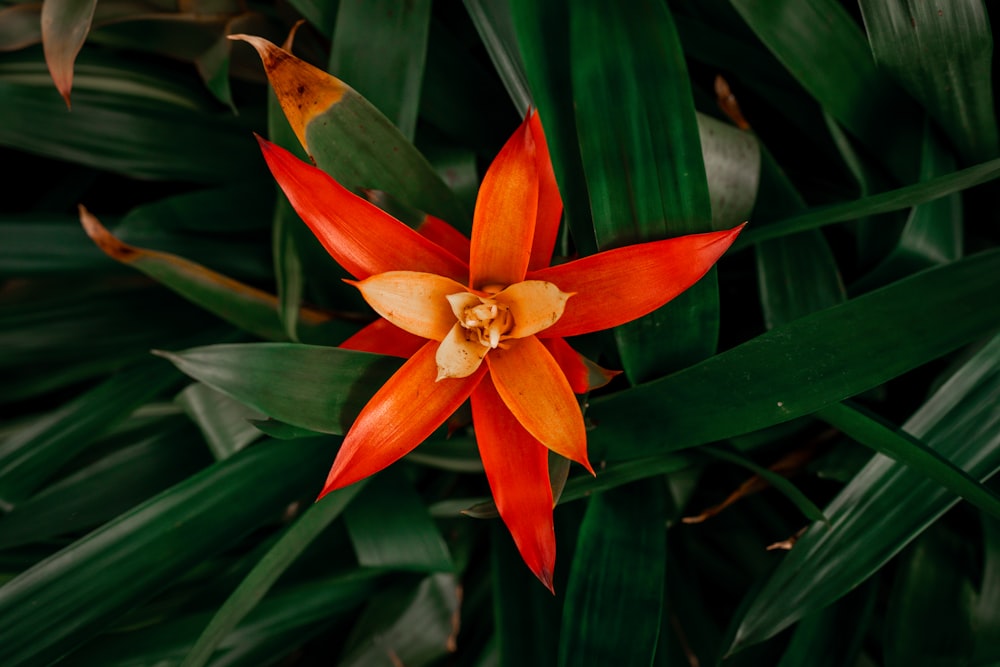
417,215,471,263
340,319,425,358
319,341,486,494
529,225,745,338
258,136,469,281
541,337,589,394
486,337,592,473
472,376,556,592
469,115,538,289
527,112,562,271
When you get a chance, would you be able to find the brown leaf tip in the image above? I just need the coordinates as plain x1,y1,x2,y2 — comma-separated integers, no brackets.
78,205,138,262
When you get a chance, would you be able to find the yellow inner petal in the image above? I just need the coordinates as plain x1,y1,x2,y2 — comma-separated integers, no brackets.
436,322,491,380
351,271,466,341
494,281,573,339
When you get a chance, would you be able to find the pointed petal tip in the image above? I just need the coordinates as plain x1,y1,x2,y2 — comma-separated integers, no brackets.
537,568,555,594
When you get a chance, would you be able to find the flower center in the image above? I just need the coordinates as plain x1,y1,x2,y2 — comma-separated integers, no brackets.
459,297,513,349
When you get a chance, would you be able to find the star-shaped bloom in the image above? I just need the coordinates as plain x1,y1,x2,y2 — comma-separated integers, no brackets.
241,36,743,590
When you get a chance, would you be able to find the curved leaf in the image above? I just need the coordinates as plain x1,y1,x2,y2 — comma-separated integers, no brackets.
41,0,98,106
588,248,1000,462
157,343,403,435
0,437,334,667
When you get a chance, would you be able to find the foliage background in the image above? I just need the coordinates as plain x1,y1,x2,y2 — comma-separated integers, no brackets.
1,0,999,665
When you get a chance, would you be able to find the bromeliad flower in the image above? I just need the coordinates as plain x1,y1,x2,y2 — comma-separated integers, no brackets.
237,36,743,590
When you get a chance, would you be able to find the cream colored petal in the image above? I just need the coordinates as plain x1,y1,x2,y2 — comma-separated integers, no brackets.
495,280,573,339
350,271,466,341
436,322,489,380
446,291,484,322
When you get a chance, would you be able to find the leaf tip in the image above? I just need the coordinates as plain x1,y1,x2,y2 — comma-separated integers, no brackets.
78,205,139,263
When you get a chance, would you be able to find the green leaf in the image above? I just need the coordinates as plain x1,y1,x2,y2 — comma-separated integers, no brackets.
176,382,265,460
559,455,696,504
329,0,431,142
509,0,598,257
40,0,98,106
700,445,827,524
157,343,402,435
817,401,1000,521
852,119,963,291
0,437,334,667
775,583,877,667
973,512,1000,664
0,359,181,508
464,0,533,113
64,570,381,667
343,469,454,572
80,208,344,343
0,50,260,183
558,480,665,667
727,333,1000,652
180,481,367,667
0,281,221,403
753,147,845,327
0,416,207,550
729,0,921,182
587,248,1000,462
340,573,461,667
698,114,761,229
491,521,562,667
859,0,998,163
883,525,976,666
737,157,1000,249
570,0,715,381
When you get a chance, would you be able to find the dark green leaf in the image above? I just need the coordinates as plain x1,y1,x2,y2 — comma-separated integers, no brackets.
0,50,260,183
510,0,598,257
343,469,454,572
157,343,402,435
727,333,1000,651
329,0,431,142
859,0,998,163
0,416,207,550
0,437,333,666
817,401,1000,521
570,0,715,381
737,156,1000,248
729,0,921,181
588,249,1000,462
180,481,367,667
558,480,665,667
883,526,976,666
0,359,181,507
340,573,461,667
176,383,265,460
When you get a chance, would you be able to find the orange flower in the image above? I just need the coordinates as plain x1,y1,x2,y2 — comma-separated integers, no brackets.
258,111,742,591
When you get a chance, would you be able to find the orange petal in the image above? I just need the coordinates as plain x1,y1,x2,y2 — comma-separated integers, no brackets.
472,375,556,592
529,225,745,338
339,319,425,358
486,337,592,473
527,112,563,271
229,34,345,153
469,114,538,289
319,340,486,494
540,337,590,394
417,215,471,263
348,271,465,341
257,137,469,281
436,322,490,380
495,281,572,339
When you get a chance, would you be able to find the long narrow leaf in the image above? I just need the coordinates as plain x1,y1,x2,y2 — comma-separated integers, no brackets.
0,437,334,666
180,481,368,667
587,248,1000,461
727,333,1000,651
